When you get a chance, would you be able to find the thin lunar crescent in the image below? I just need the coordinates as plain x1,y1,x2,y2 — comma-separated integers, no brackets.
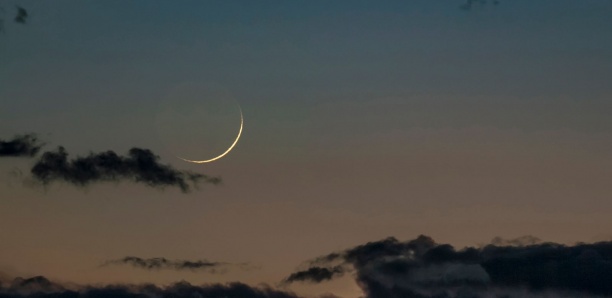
176,105,243,163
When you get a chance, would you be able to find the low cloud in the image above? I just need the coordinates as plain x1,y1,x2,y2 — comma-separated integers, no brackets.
282,266,345,284
0,134,42,157
0,274,301,298
30,146,220,193
0,134,221,193
103,256,229,273
284,235,612,297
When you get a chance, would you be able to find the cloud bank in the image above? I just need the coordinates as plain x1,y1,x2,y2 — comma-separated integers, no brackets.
30,146,220,192
284,235,612,298
0,134,42,157
0,275,301,298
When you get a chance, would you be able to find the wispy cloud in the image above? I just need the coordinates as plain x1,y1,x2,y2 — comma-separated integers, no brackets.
282,266,345,284
0,5,28,32
30,146,220,192
0,134,42,157
0,133,220,193
460,0,500,11
103,256,230,273
14,6,28,24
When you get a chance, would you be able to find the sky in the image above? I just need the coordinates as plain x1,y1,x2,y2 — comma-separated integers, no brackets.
1,1,612,297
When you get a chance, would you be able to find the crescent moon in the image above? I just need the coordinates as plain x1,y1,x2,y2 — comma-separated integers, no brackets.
176,105,243,164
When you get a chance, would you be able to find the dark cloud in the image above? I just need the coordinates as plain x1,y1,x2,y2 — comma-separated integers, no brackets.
103,256,228,272
0,134,42,157
0,134,219,193
4,276,66,296
14,6,27,24
29,147,220,193
460,0,499,10
0,274,301,298
285,235,612,298
0,5,28,32
282,266,345,284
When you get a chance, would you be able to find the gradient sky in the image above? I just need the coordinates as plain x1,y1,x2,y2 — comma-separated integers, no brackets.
1,1,612,297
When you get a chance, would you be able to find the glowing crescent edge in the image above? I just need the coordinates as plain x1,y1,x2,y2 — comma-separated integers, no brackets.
176,105,243,164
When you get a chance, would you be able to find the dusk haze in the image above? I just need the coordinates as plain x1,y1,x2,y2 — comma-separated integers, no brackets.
1,1,612,297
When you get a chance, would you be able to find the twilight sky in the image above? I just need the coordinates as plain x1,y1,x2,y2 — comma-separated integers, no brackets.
1,1,612,297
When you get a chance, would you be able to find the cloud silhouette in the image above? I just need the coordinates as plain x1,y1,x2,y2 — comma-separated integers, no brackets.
0,5,28,32
460,0,500,10
0,274,302,298
30,146,220,192
282,266,345,284
284,235,612,297
0,134,42,157
103,256,228,272
14,6,28,24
